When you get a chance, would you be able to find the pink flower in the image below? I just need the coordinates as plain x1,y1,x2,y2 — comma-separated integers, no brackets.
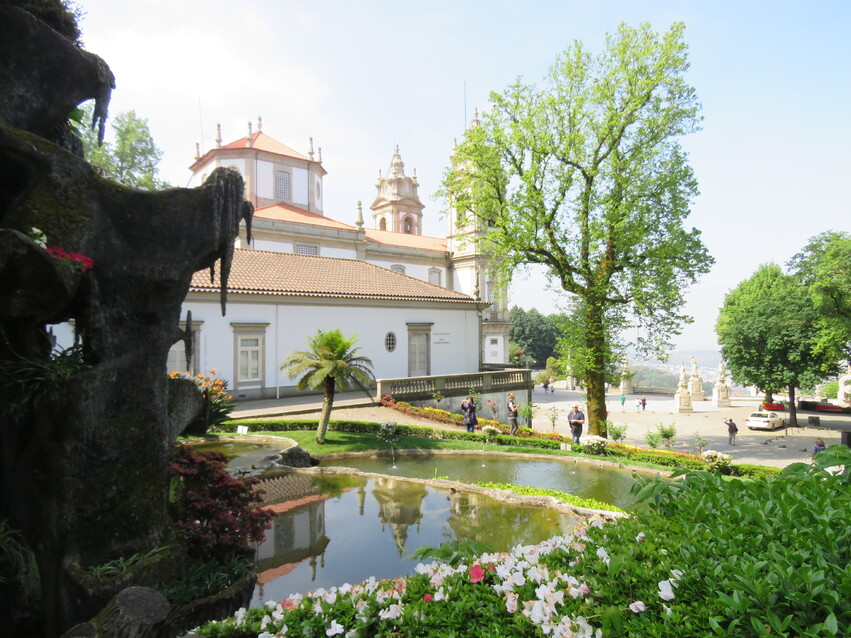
469,564,486,583
423,593,432,602
629,601,646,614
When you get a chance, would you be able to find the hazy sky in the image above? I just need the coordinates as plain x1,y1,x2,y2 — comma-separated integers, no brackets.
76,0,850,352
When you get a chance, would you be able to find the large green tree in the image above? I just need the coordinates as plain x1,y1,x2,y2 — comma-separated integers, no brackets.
789,231,851,362
443,23,712,434
509,306,559,366
76,102,171,189
716,264,844,426
281,329,375,443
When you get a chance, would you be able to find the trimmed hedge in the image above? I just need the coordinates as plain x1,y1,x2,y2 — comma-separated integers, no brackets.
217,419,779,474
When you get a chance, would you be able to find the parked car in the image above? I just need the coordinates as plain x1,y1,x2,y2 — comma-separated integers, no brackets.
745,411,785,430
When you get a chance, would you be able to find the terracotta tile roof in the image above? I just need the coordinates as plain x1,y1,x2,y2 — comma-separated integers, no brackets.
221,131,309,160
254,202,356,231
364,229,447,252
190,249,482,304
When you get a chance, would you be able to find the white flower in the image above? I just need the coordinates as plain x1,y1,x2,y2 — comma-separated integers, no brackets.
379,603,403,620
260,614,271,629
505,591,518,613
326,619,345,636
629,601,646,614
596,546,610,565
670,569,684,582
635,532,646,542
233,607,246,626
663,604,673,616
658,579,676,601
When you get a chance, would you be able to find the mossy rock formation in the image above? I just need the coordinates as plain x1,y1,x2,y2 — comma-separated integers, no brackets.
0,6,253,635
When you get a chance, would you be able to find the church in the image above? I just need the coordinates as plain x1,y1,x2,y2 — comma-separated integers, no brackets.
168,119,511,400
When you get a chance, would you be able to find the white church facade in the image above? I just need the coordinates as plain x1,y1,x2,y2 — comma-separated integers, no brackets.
167,120,511,400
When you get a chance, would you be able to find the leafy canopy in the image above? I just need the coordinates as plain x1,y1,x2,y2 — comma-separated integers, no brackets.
76,102,172,190
442,22,712,432
716,263,843,397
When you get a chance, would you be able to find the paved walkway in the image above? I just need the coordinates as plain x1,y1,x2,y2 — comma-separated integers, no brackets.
230,389,850,469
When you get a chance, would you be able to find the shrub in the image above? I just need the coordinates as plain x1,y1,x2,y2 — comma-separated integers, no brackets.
168,445,272,561
701,449,733,475
171,369,235,436
607,422,627,442
644,431,662,448
581,436,608,456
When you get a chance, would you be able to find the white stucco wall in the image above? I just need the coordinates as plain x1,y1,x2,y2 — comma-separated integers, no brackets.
256,160,273,200
292,166,308,207
366,260,444,285
179,296,481,399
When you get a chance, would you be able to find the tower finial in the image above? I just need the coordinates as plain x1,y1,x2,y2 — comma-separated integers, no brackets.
355,201,364,229
317,147,322,163
308,137,315,161
194,142,200,161
215,123,222,148
257,115,262,132
471,107,480,128
246,121,253,146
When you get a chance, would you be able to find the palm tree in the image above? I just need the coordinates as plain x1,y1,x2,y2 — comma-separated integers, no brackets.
281,329,375,443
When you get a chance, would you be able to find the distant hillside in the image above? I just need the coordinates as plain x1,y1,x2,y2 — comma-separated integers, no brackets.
633,349,721,368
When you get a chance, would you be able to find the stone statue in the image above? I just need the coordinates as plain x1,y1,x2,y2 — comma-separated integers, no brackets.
675,362,693,413
713,359,732,407
688,356,705,402
0,6,252,635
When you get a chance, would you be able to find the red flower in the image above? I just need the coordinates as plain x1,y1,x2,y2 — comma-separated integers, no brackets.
469,564,485,583
423,593,433,602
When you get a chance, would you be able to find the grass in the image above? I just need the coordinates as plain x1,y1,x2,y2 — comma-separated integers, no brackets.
196,426,677,474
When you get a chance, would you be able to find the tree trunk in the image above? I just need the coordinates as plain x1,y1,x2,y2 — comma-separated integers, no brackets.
787,384,798,427
316,377,336,443
584,303,608,436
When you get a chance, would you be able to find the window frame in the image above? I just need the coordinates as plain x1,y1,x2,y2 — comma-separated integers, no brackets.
232,322,269,389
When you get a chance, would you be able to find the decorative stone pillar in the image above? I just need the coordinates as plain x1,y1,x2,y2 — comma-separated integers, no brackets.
675,363,693,413
619,362,633,396
712,360,732,407
688,355,705,401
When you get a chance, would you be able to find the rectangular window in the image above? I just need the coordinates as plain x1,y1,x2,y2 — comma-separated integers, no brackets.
238,337,262,382
232,322,269,391
274,170,291,200
428,269,441,286
294,243,319,256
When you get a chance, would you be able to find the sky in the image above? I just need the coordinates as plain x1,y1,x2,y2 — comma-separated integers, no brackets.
75,0,851,353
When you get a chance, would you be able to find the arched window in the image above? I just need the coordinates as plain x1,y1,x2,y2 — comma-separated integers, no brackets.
379,218,387,231
390,264,406,275
404,217,413,234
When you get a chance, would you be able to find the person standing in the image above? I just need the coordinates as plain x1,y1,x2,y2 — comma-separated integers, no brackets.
461,396,478,433
725,418,738,445
507,392,519,436
812,437,826,456
620,394,626,410
641,396,647,411
568,404,585,445
635,397,641,412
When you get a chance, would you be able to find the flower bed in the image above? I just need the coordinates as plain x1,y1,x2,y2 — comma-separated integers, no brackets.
192,446,851,637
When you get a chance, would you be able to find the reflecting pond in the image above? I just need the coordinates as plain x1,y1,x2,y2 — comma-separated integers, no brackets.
251,473,581,606
325,453,640,511
188,440,273,472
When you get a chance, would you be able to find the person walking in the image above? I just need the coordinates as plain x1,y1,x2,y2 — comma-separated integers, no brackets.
568,404,585,446
461,396,478,433
635,397,641,412
725,418,738,446
641,396,647,411
507,392,519,436
620,394,626,410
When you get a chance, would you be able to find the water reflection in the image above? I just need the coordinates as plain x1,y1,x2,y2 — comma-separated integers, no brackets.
331,454,640,511
251,474,575,606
